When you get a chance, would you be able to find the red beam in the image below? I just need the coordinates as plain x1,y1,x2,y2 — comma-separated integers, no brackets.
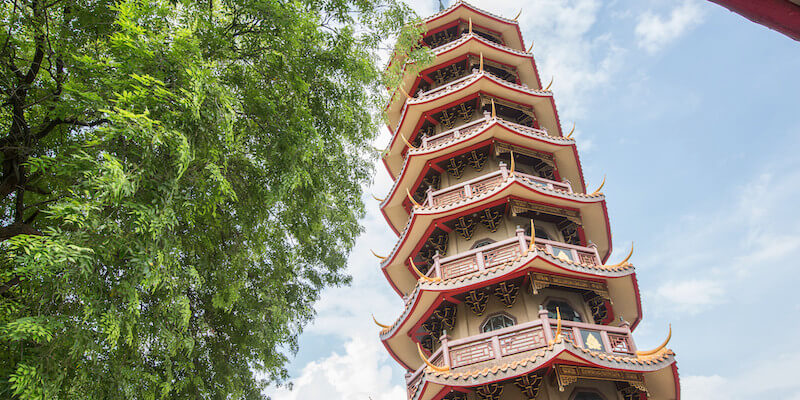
709,0,800,41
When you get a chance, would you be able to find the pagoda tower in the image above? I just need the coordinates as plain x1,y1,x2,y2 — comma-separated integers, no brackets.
372,2,680,400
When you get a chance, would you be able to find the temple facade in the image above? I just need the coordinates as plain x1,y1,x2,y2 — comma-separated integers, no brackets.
372,2,680,400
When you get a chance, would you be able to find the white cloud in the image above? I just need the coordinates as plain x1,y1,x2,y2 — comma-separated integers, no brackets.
635,0,705,54
682,352,800,399
266,337,405,400
655,279,724,313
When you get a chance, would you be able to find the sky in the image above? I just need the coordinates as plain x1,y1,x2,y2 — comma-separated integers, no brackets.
266,1,800,399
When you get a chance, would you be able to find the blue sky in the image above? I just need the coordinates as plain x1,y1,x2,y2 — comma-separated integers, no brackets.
266,1,800,399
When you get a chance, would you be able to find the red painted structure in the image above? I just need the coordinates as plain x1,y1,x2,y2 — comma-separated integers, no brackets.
708,0,800,41
372,2,679,399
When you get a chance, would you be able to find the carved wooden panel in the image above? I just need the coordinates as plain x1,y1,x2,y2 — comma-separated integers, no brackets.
475,382,504,400
498,327,546,356
441,256,479,280
483,242,520,267
608,333,633,354
433,187,467,207
555,365,647,393
449,339,494,368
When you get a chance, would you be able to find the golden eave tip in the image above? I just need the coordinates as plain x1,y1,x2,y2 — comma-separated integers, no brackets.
400,133,418,151
636,324,672,356
371,249,387,261
602,242,633,269
417,343,450,372
544,76,553,91
372,314,391,330
590,174,605,196
371,194,385,202
409,257,440,282
566,123,575,139
549,307,563,345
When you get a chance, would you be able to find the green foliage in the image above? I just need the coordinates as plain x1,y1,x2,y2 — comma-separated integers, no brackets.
0,0,428,398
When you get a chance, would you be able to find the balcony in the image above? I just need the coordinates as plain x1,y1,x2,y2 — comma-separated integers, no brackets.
422,167,572,210
425,227,601,282
406,310,636,391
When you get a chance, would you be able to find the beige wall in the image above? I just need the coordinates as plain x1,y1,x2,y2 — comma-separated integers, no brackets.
449,286,595,341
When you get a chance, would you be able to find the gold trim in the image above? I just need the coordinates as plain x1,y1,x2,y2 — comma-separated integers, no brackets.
479,52,484,73
406,188,421,207
636,324,671,356
409,257,440,282
602,242,633,269
469,18,473,34
544,76,553,91
491,98,496,119
513,9,522,21
509,149,515,176
372,194,385,202
550,307,563,345
400,133,418,151
527,41,534,53
566,123,575,139
399,84,412,100
372,314,391,329
371,249,387,260
590,174,605,196
417,343,450,372
527,219,536,254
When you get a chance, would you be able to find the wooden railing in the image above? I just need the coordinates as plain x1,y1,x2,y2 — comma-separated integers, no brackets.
422,166,572,209
421,117,489,148
419,116,551,150
409,310,636,381
426,228,601,281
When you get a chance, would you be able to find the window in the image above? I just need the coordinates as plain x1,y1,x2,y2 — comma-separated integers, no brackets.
573,392,604,400
534,227,551,240
545,300,582,322
472,238,495,249
481,314,515,333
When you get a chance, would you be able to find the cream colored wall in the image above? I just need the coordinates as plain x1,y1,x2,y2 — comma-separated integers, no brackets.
448,286,595,341
444,214,518,257
439,152,501,189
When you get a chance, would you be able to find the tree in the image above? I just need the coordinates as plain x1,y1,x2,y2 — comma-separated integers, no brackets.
0,0,429,398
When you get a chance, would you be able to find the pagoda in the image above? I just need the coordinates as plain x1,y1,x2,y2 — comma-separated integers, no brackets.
372,2,680,400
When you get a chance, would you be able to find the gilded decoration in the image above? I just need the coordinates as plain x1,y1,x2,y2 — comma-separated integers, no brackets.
514,373,544,400
446,157,466,179
529,272,611,301
453,216,477,240
493,281,519,307
616,382,646,400
466,150,488,171
558,220,580,245
509,199,582,225
494,142,554,166
584,292,609,323
479,208,503,232
422,318,443,341
427,232,449,256
458,102,476,123
420,334,438,353
464,289,489,316
422,174,441,191
433,302,457,331
443,392,468,400
440,109,457,129
475,382,504,400
554,365,648,394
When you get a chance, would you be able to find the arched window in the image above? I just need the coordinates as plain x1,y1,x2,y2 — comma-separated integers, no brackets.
534,227,551,240
481,314,515,333
471,238,495,249
545,299,582,322
572,391,604,400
